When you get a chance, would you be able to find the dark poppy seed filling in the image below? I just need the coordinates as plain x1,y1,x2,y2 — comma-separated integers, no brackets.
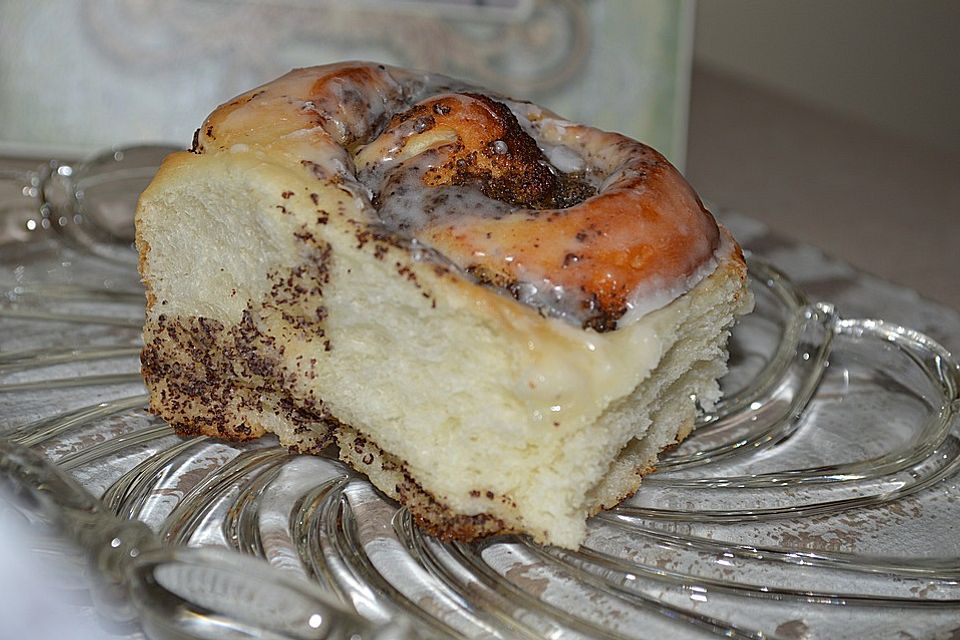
354,92,630,328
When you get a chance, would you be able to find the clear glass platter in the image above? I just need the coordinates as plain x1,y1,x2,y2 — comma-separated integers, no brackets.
1,147,959,639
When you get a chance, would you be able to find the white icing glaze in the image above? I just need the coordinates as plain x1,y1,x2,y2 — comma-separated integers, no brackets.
354,89,719,329
198,63,722,331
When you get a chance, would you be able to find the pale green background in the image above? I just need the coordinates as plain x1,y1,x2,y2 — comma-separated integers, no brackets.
0,1,693,166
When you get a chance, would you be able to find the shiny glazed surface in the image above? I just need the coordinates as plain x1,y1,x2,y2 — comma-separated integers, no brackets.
194,62,722,330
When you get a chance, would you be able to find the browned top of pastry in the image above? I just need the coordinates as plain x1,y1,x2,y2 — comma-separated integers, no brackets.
192,62,723,330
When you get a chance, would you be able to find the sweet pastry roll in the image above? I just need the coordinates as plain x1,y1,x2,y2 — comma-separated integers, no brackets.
136,62,751,549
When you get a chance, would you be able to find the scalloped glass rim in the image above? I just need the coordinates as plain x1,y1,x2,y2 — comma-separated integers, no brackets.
2,151,960,639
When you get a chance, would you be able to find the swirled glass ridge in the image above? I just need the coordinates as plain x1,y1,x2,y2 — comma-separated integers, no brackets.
1,149,959,639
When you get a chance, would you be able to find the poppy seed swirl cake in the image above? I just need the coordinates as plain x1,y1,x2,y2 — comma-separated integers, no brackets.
135,62,751,549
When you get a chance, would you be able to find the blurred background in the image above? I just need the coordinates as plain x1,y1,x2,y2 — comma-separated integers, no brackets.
688,0,959,312
0,3,958,636
0,1,695,162
0,0,957,308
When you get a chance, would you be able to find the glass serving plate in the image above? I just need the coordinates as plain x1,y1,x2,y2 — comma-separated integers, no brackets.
1,147,958,640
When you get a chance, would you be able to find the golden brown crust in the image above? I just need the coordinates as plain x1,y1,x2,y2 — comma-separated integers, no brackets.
178,62,722,332
421,156,721,332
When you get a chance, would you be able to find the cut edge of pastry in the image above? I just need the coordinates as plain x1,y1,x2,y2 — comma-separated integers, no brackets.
137,150,749,547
